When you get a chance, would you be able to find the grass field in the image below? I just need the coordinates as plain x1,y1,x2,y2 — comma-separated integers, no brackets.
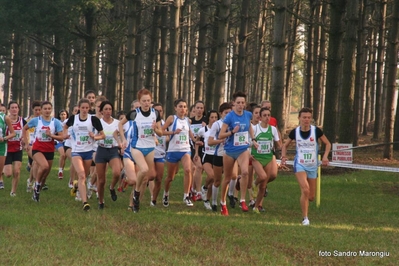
0,156,398,265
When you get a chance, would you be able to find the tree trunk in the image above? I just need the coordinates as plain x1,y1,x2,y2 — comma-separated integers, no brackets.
11,34,23,103
84,6,98,93
388,0,399,154
304,0,315,109
53,34,64,114
214,0,231,107
159,3,168,111
206,6,218,109
236,0,250,92
373,0,386,140
166,0,182,115
323,0,346,143
270,0,287,134
144,6,161,90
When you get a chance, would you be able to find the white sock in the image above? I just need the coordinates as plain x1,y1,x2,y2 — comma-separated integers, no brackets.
228,179,236,196
212,185,219,205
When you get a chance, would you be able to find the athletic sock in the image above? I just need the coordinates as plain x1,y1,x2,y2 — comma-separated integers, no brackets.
228,179,236,196
212,185,219,205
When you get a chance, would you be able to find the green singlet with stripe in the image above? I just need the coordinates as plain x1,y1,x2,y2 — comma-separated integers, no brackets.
251,125,274,167
0,113,8,156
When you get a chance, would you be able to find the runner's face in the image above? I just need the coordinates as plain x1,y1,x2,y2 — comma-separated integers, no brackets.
139,94,152,110
33,107,41,117
9,104,19,115
0,106,6,113
59,112,67,121
252,108,260,123
208,112,218,125
101,104,113,118
72,107,79,115
41,104,52,117
195,103,204,117
234,97,246,112
175,102,187,116
299,112,312,127
86,93,96,104
220,109,231,119
154,106,163,118
79,103,90,115
260,110,271,124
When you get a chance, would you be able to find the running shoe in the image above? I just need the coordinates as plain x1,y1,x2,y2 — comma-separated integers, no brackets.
58,171,63,179
220,204,229,216
150,200,156,207
75,191,82,201
302,218,310,226
87,188,92,199
253,207,260,214
98,202,105,210
68,180,73,189
26,179,32,193
163,195,169,207
42,184,48,190
10,192,16,197
0,181,4,189
249,199,256,208
184,197,194,207
32,188,40,202
240,201,249,212
264,188,269,197
83,203,91,211
70,180,78,196
203,200,212,210
228,195,236,208
201,186,208,201
257,206,266,212
133,196,140,213
90,184,97,192
191,193,201,202
26,164,31,172
211,204,217,212
110,188,117,201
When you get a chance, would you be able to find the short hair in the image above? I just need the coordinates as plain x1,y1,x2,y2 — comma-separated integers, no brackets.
57,109,69,120
260,107,271,116
41,101,52,108
218,102,232,113
99,100,114,112
95,95,107,104
174,98,186,107
298,107,313,117
78,98,91,107
232,91,247,101
206,110,220,124
246,102,259,112
152,102,163,109
85,90,96,97
137,88,152,101
116,110,125,119
31,100,41,109
8,101,20,109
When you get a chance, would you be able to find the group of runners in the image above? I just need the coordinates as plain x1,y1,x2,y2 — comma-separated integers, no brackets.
0,89,331,225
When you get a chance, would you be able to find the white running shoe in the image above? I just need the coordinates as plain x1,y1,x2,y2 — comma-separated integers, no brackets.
184,197,194,207
302,218,310,226
26,179,32,193
75,191,82,202
201,186,207,201
203,200,212,210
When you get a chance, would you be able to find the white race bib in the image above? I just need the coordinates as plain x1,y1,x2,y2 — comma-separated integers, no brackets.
234,131,249,146
257,140,272,154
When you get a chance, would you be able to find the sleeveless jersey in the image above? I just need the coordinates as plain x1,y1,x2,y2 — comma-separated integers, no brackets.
154,119,167,159
70,114,96,153
97,118,119,148
7,116,24,152
32,117,58,152
197,126,215,156
167,115,191,152
294,125,318,170
0,113,6,139
251,124,279,162
209,119,226,157
131,108,158,149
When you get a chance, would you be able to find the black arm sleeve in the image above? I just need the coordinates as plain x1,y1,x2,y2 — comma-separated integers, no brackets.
125,110,138,121
288,129,296,140
65,115,75,127
91,116,103,131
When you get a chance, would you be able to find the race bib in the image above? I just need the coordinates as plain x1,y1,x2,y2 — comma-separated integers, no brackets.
9,129,22,141
37,129,52,142
175,133,189,145
190,124,202,137
141,122,154,138
299,149,316,166
234,131,249,146
102,136,114,148
206,145,216,152
257,140,272,154
76,132,90,146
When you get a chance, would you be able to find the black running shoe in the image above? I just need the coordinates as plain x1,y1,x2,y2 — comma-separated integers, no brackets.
228,195,236,208
212,204,217,212
98,203,104,210
133,196,140,213
32,188,40,202
110,188,117,201
83,203,91,211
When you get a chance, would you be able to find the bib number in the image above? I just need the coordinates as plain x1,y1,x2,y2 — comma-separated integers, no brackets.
234,132,248,146
257,140,272,154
